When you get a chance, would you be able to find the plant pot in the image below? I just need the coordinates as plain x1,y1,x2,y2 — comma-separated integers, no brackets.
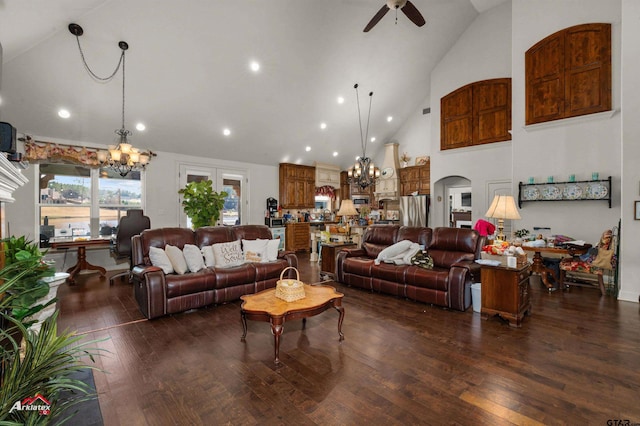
26,272,69,333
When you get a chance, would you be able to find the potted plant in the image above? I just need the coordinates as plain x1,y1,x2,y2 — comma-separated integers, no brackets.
178,180,228,229
1,236,56,325
0,256,105,424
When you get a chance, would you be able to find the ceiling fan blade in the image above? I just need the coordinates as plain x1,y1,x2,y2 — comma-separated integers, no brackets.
363,4,390,32
401,0,426,27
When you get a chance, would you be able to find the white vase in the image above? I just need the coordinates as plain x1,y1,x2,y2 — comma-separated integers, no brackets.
402,161,408,168
27,272,70,333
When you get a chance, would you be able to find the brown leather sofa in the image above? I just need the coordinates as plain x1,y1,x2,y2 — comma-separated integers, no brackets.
336,225,482,311
131,225,297,319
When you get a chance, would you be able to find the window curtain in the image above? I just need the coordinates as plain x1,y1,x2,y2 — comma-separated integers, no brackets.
315,185,335,199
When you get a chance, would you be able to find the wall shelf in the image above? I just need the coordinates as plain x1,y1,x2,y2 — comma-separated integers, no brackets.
518,176,611,208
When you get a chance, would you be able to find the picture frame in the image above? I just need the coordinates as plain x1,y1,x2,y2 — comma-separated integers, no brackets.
415,156,430,166
635,201,640,220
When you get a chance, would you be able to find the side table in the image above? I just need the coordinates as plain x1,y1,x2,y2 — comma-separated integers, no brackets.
320,242,357,279
480,263,531,328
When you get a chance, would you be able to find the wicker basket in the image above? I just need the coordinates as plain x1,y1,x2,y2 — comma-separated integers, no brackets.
275,267,306,302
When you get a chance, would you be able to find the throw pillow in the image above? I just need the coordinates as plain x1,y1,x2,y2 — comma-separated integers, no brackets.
165,244,189,275
263,239,280,262
149,246,174,274
242,239,268,263
411,250,434,269
212,240,244,268
201,245,215,267
183,244,205,273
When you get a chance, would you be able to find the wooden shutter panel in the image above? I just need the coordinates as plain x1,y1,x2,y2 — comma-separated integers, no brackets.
474,78,512,145
526,31,565,124
564,23,611,117
526,23,611,125
441,84,473,150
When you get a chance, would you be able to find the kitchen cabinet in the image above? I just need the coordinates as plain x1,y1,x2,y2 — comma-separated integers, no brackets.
285,222,311,252
399,164,430,196
279,163,315,209
314,162,340,188
340,171,351,201
480,264,531,328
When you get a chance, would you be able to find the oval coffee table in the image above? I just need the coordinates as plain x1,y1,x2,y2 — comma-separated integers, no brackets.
240,284,344,364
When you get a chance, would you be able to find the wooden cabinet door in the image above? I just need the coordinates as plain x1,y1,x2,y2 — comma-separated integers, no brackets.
526,23,611,125
441,84,473,150
340,171,350,201
474,78,512,144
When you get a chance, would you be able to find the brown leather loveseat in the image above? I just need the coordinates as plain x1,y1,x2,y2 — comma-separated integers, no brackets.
336,225,482,311
131,225,297,319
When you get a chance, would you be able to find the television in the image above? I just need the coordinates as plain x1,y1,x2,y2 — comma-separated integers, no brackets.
461,192,472,207
0,122,17,154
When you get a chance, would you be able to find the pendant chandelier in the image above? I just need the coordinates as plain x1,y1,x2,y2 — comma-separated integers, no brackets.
347,84,380,190
69,23,153,177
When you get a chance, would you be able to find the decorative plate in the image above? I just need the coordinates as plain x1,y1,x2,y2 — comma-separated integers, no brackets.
541,185,562,200
523,187,540,201
562,184,583,200
586,182,608,199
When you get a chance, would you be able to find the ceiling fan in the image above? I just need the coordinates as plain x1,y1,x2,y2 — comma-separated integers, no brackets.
363,0,426,32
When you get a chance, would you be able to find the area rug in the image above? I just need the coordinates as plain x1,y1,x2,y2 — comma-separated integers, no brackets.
51,368,103,426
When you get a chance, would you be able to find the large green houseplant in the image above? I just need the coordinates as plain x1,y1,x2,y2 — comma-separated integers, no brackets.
178,180,228,229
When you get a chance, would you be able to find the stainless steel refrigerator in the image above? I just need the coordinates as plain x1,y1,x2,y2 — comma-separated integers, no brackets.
399,195,430,227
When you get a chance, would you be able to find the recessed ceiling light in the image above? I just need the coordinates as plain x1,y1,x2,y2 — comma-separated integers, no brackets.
136,123,146,131
387,116,393,122
250,61,260,72
223,128,231,136
370,137,376,142
333,151,338,157
337,96,345,104
320,122,327,130
58,109,70,119
305,146,311,152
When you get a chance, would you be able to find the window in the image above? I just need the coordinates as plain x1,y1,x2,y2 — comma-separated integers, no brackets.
39,164,143,242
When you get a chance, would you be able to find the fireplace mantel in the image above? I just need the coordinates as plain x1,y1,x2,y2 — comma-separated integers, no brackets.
0,154,28,203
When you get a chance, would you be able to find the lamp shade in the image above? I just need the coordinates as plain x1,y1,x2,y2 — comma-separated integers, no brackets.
485,195,521,220
337,199,358,217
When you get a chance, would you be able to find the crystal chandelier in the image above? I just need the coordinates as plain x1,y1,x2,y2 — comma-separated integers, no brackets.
347,84,380,190
69,23,153,177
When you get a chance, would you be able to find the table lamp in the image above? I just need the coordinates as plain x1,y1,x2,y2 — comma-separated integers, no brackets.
336,199,358,235
485,195,521,242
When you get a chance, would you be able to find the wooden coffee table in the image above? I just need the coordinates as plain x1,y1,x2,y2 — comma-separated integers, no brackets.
240,284,344,364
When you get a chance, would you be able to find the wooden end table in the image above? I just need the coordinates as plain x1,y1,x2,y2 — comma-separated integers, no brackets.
320,242,357,279
480,263,532,328
240,284,344,364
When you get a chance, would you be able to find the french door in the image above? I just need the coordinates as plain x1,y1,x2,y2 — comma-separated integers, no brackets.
178,163,247,228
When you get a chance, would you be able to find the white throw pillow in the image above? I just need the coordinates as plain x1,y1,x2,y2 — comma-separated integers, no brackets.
165,244,189,275
242,239,268,263
183,244,205,273
201,245,215,267
149,246,174,274
261,239,280,262
212,240,244,268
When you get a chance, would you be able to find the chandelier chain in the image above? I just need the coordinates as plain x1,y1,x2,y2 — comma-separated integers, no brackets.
73,35,125,82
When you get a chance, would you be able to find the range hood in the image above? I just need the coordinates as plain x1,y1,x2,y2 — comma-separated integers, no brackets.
374,142,400,201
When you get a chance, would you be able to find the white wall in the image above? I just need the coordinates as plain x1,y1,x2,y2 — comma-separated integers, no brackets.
511,0,621,244
393,0,636,302
4,143,278,271
619,0,640,303
430,1,513,228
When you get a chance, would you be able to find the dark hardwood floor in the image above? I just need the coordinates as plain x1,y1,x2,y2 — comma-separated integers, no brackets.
56,254,640,425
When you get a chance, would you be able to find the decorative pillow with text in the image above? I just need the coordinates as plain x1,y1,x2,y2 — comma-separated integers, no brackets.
212,240,244,268
242,239,268,263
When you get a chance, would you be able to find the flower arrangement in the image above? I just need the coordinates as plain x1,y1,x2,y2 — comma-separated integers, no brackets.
514,229,530,238
400,152,411,165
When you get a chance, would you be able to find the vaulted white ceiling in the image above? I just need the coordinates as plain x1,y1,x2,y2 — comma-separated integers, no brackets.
0,0,504,168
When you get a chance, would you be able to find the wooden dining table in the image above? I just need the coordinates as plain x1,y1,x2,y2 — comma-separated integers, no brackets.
522,244,591,292
50,238,112,285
